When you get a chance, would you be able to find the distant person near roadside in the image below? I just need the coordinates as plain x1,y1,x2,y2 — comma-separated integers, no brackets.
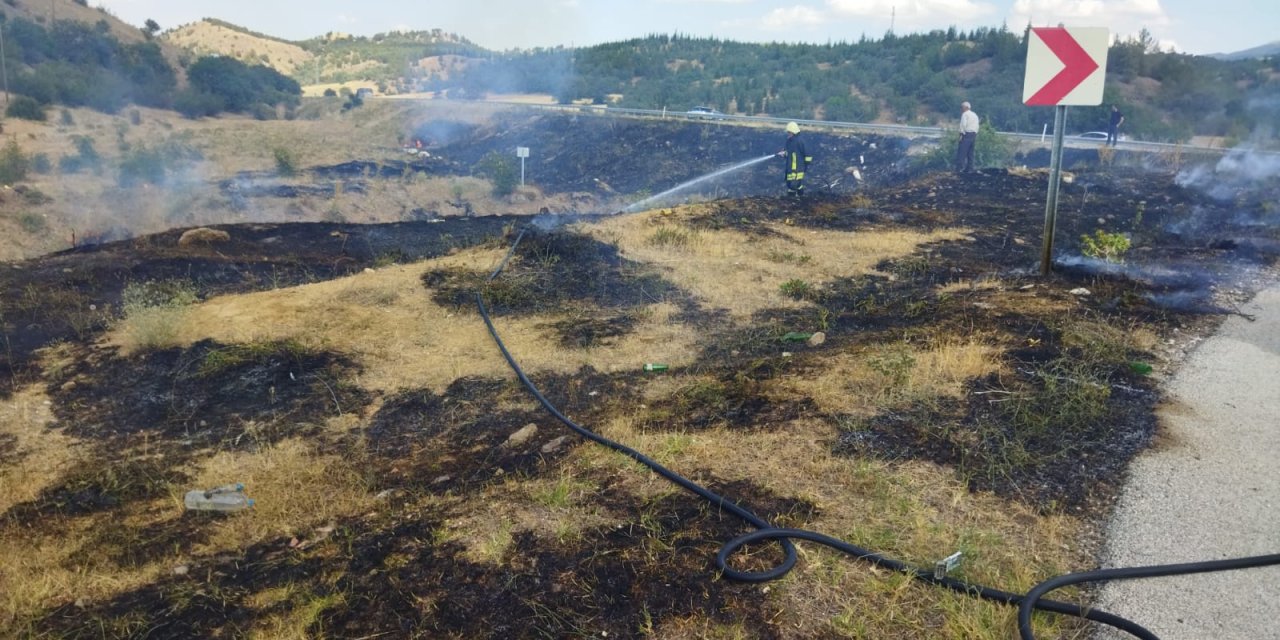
1108,105,1125,146
776,121,811,197
956,101,979,174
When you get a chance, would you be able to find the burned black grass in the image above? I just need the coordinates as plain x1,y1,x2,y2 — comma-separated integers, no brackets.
47,339,367,454
362,368,638,494
422,229,692,316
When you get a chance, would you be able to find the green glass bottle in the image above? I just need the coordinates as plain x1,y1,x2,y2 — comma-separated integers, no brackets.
643,363,669,372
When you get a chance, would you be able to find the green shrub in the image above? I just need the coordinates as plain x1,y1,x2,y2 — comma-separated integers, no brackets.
6,96,47,121
779,278,812,300
119,280,198,350
473,151,517,196
251,103,276,120
0,137,30,184
1080,229,1131,262
30,153,52,174
19,211,47,234
173,89,225,118
60,135,101,174
117,145,166,187
914,121,1013,171
274,147,298,176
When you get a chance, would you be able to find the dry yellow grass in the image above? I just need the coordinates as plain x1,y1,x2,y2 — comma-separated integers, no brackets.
0,380,172,630
104,246,707,392
584,213,972,318
784,337,1002,415
0,518,171,634
163,21,313,74
187,436,375,554
0,386,80,515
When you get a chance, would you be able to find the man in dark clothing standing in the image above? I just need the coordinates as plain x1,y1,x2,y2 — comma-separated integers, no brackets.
777,121,811,197
1107,105,1125,146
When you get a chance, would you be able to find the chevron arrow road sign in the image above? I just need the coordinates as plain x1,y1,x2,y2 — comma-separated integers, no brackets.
1023,27,1109,106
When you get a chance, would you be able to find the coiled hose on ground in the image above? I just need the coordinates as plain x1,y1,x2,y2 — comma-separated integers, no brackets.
477,227,1280,640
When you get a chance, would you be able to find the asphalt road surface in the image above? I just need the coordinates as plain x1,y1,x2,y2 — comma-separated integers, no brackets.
1094,285,1280,639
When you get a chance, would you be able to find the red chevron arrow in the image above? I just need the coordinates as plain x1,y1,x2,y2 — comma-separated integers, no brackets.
1026,27,1100,106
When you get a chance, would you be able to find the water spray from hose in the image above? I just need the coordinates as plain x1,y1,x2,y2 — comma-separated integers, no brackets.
623,155,774,213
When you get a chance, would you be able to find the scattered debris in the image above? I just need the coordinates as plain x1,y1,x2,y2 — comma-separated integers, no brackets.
505,423,538,447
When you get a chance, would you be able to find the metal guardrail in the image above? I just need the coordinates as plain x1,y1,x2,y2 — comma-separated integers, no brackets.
443,99,1265,156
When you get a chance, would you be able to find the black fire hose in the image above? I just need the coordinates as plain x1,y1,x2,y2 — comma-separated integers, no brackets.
477,228,1280,640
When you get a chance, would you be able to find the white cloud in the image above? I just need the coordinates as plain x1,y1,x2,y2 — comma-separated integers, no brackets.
761,5,826,29
1010,0,1169,27
827,0,997,23
1010,0,1173,52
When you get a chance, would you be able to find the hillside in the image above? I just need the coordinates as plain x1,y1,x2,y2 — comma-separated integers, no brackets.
163,19,313,75
0,0,186,81
143,15,1278,145
158,21,483,91
1212,40,1280,61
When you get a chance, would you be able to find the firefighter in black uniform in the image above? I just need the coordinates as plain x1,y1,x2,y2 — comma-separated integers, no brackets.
776,122,811,197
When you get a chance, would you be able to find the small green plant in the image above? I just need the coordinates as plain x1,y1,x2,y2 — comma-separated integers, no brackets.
119,280,199,350
197,339,309,378
648,226,693,248
766,250,812,264
1080,229,1131,262
779,278,812,300
1133,200,1146,226
867,345,916,387
274,147,298,176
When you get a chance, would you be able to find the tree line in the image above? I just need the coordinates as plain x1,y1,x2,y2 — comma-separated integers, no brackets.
447,28,1278,144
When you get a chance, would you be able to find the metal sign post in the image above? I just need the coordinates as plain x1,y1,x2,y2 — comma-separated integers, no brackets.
1022,26,1109,275
1041,105,1067,275
516,146,530,186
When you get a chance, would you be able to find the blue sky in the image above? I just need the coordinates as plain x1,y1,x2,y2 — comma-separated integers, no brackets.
97,0,1277,55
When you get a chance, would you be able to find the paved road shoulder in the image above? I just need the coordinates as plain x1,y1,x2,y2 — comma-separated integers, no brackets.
1095,285,1280,639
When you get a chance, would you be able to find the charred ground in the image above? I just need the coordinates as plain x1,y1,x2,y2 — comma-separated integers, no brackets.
2,112,1278,638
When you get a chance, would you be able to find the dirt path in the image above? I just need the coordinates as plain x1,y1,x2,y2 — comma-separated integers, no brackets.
1095,284,1280,639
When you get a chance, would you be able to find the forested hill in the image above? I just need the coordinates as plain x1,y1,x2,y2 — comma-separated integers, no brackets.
443,28,1278,145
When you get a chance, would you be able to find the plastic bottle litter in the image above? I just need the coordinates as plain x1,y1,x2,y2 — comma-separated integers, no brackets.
781,332,813,343
642,363,669,372
184,483,254,512
1128,361,1153,375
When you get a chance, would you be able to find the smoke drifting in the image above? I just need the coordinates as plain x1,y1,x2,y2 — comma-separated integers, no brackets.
1176,147,1280,201
1062,142,1280,315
